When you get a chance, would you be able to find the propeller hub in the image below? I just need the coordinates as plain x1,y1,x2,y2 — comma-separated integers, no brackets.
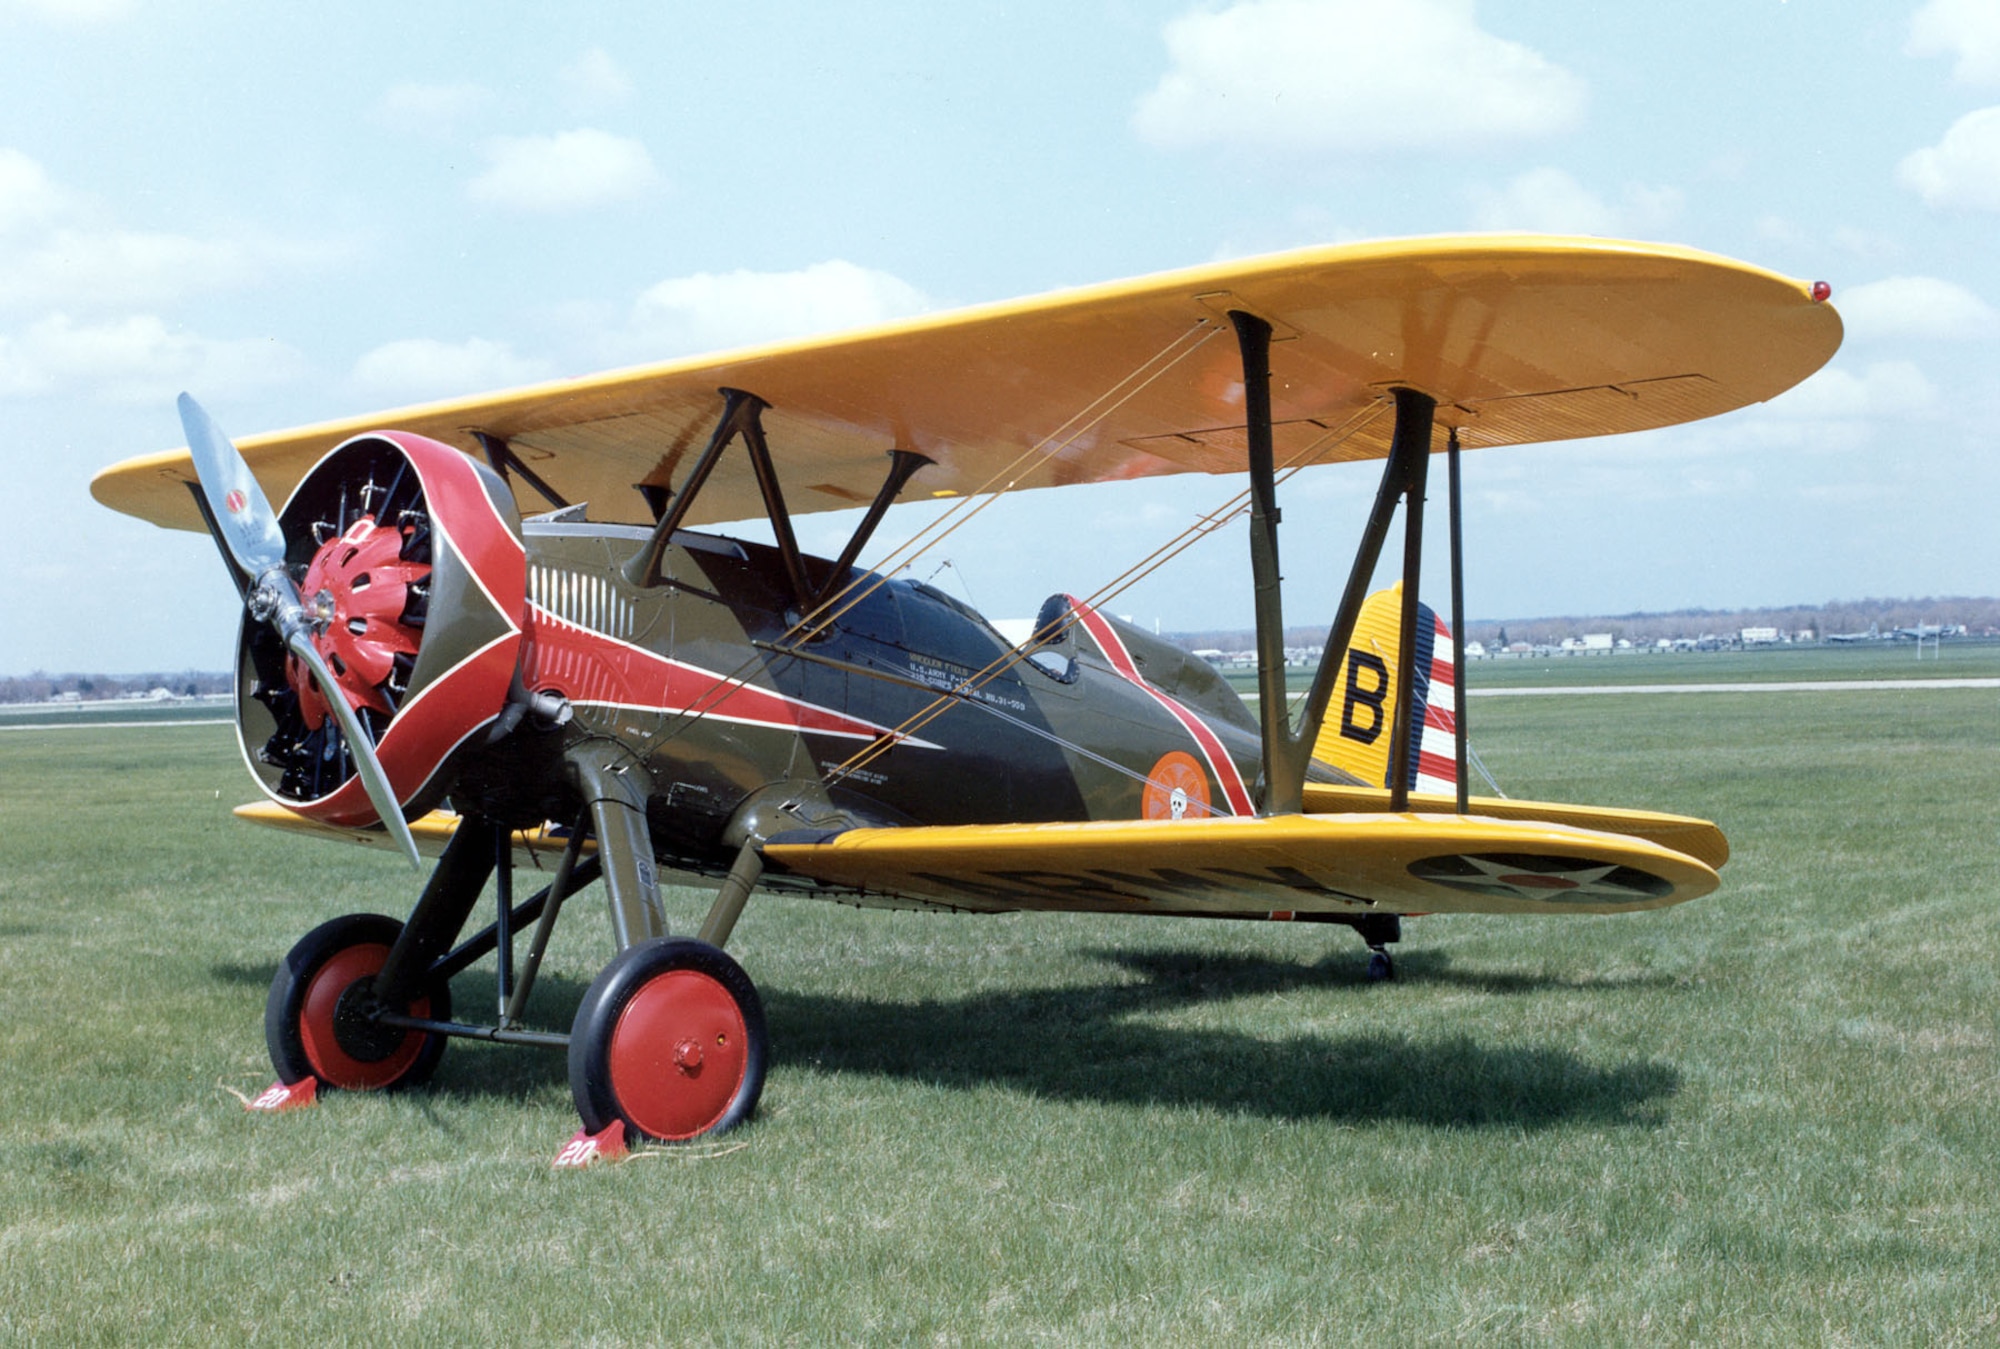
285,514,429,730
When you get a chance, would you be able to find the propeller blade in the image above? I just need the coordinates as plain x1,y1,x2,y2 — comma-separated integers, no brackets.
281,621,422,870
177,392,286,577
178,394,421,870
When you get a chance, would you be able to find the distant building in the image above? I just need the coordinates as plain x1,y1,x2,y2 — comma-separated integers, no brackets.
1741,626,1780,645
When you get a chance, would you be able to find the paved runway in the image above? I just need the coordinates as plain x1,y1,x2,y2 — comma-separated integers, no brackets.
1467,678,2000,697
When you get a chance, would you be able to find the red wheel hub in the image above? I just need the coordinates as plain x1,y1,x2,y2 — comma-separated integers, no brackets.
286,515,429,729
607,970,749,1141
298,942,432,1090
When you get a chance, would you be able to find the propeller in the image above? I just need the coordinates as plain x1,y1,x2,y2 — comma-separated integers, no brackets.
179,394,422,868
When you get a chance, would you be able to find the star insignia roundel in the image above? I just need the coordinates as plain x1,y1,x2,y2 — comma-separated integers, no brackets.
1408,853,1674,904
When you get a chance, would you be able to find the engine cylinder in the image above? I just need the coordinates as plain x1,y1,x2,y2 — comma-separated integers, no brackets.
234,432,526,827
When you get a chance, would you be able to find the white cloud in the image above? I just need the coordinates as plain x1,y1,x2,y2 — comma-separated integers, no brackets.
1898,105,2000,210
0,149,335,406
1467,167,1681,236
1762,360,1940,423
1829,226,1901,261
0,314,303,403
374,81,492,136
1754,215,1901,261
560,49,633,107
0,147,71,235
467,129,659,212
0,147,336,313
617,260,932,361
0,226,293,313
349,337,552,404
1133,0,1585,156
1690,360,1945,458
1909,0,2000,86
1836,276,1996,342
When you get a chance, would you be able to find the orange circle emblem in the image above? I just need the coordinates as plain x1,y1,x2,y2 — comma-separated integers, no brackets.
1142,751,1212,820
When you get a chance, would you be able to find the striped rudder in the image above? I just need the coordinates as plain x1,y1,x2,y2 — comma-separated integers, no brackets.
1310,583,1458,796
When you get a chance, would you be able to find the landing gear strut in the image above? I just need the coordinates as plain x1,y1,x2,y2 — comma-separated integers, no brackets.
1353,913,1401,983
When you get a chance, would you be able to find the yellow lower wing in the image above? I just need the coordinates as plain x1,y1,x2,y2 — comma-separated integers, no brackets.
233,802,590,870
239,796,1722,920
762,813,1717,917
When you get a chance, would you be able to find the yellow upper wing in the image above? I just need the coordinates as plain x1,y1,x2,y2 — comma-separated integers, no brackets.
93,234,1840,534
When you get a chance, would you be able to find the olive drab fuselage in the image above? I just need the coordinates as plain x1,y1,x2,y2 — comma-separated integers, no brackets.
473,519,1293,892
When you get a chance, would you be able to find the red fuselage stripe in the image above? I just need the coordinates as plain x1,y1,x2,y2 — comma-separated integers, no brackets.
524,607,923,743
1067,597,1255,817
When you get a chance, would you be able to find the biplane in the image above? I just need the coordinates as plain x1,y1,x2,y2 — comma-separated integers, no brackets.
92,235,1841,1154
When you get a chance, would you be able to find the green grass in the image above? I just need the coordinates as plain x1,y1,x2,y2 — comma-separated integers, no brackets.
0,700,232,728
1464,640,2000,689
1229,639,2000,695
2,688,1997,1343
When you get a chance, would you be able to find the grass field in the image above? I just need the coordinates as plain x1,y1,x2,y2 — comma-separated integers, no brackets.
2,680,1997,1343
1229,639,2000,696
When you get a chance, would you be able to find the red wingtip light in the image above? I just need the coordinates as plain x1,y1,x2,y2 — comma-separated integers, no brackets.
1810,280,1832,303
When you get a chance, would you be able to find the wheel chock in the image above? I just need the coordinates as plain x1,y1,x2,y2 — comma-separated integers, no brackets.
246,1078,319,1112
553,1119,627,1169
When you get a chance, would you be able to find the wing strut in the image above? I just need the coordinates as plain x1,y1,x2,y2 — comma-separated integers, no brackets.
472,431,570,512
623,388,770,590
622,390,928,621
809,449,932,613
1229,311,1438,816
1446,426,1470,814
1386,405,1431,813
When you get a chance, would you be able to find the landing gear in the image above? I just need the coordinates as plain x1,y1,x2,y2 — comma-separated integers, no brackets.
568,937,768,1143
266,913,452,1092
1354,913,1401,984
253,802,771,1148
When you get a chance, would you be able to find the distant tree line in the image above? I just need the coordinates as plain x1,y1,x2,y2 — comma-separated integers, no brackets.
0,671,232,704
1168,596,2000,654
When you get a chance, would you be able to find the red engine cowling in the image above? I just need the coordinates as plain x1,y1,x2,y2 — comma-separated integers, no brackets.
234,432,526,828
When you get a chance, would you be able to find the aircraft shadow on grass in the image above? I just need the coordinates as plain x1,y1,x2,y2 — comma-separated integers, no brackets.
762,950,1681,1130
210,950,1681,1128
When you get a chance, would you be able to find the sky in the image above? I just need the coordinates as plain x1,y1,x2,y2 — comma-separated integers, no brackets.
2,0,1995,673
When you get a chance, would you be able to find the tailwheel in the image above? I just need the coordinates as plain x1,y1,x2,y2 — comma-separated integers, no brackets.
568,938,768,1143
266,913,450,1092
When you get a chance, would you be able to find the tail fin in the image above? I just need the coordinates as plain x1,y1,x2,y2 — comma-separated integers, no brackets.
1310,583,1458,795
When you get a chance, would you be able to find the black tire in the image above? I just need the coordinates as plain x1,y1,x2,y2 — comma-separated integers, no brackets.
569,937,767,1142
266,912,450,1092
1366,950,1396,983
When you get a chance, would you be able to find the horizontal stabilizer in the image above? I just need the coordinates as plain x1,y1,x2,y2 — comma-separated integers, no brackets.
1300,783,1729,870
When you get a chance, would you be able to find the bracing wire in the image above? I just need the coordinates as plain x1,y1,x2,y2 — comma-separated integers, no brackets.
821,398,1393,785
628,317,1228,758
